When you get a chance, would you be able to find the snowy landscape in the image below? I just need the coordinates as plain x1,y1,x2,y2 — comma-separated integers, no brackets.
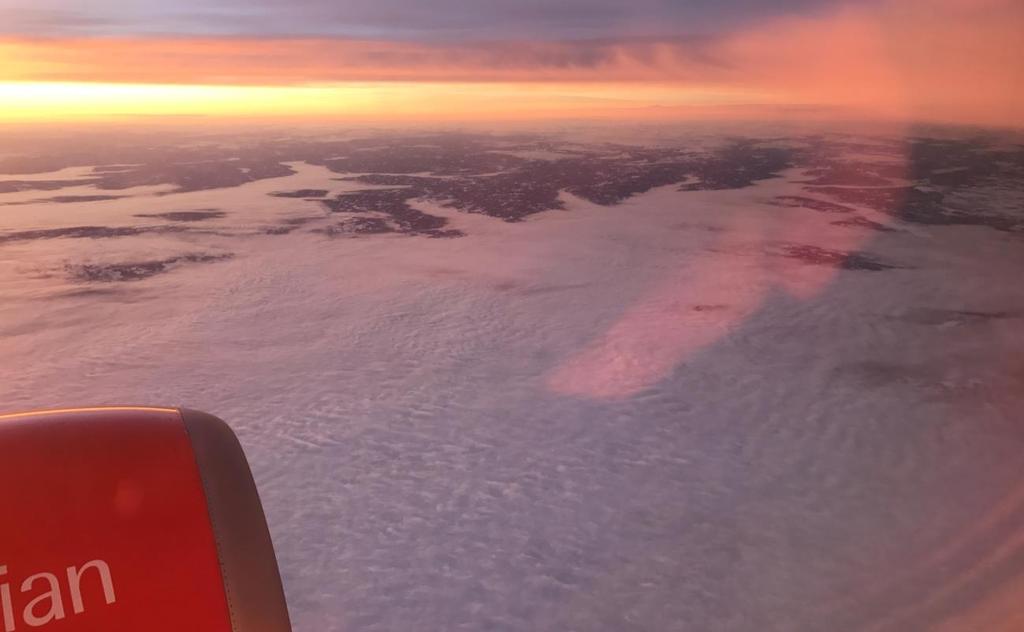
1,125,1023,631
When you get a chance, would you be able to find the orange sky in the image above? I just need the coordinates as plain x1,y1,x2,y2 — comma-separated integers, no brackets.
0,0,1020,125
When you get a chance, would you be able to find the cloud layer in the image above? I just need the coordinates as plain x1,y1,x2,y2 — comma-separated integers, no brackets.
0,0,843,38
0,0,1020,126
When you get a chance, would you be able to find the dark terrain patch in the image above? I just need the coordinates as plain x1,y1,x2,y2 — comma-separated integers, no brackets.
122,162,296,193
314,218,395,236
830,216,897,232
270,189,329,198
798,158,905,187
322,140,793,223
1,194,124,206
50,287,130,300
339,170,567,221
316,136,525,176
66,253,233,282
313,216,464,239
1,145,295,193
802,138,1024,232
771,195,856,214
808,185,1021,232
781,245,900,271
831,361,937,389
0,179,88,194
693,304,730,312
897,308,1022,326
321,188,457,236
679,142,792,192
263,226,295,235
264,216,326,235
0,225,187,244
421,229,465,239
2,132,1019,242
134,210,227,222
43,195,123,204
670,222,726,233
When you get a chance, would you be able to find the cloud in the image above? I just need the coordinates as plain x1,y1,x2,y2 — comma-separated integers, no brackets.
0,37,733,84
0,8,120,34
0,0,846,38
198,0,844,39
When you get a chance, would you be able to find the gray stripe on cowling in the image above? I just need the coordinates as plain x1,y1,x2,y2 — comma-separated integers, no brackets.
181,409,293,632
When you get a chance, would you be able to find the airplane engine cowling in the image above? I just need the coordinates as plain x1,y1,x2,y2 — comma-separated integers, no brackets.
0,407,292,632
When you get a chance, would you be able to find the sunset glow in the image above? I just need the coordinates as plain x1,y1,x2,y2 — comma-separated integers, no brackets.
0,0,1020,126
0,80,773,123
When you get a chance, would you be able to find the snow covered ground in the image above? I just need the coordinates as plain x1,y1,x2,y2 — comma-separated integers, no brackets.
1,130,1024,631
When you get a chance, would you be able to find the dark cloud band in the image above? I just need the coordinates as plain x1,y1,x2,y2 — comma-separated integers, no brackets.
0,0,847,38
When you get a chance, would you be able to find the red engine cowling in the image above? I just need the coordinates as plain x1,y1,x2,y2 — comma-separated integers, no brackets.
0,407,292,632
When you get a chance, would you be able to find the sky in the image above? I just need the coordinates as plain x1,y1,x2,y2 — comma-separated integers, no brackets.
0,0,1021,125
0,0,845,38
